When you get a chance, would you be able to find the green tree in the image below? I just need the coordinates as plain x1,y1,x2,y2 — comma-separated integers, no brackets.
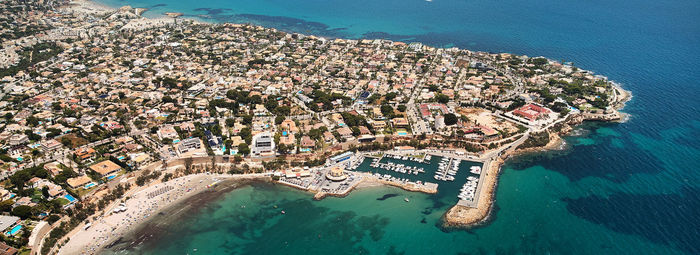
26,116,40,127
42,186,50,198
12,205,33,219
238,143,250,156
0,200,13,212
444,113,458,126
435,93,450,104
239,127,252,144
47,215,61,224
380,104,394,117
242,115,253,125
264,99,278,112
275,115,285,125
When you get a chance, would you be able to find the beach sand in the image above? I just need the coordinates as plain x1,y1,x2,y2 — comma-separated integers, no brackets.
59,173,268,255
63,0,199,32
62,0,115,15
119,17,186,31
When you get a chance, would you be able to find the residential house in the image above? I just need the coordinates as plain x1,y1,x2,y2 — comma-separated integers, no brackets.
8,134,28,146
300,136,315,149
336,127,353,140
251,132,275,156
40,139,62,151
74,147,96,161
157,125,179,141
67,175,92,189
391,117,409,128
89,160,121,177
323,131,335,144
177,137,202,154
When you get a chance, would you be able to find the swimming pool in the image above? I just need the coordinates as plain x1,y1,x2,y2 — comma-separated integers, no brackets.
6,225,21,236
64,194,76,203
106,175,117,180
84,183,96,189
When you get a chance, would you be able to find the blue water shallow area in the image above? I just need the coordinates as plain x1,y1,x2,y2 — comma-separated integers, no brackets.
96,0,700,253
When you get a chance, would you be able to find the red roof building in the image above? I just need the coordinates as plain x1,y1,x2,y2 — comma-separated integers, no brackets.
513,104,550,121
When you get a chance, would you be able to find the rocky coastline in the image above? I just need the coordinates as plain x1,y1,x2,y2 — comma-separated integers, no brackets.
442,85,632,228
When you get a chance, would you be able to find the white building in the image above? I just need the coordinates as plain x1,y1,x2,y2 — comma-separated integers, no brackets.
251,132,275,156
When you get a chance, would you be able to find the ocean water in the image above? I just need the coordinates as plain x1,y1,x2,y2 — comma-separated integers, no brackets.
95,0,700,253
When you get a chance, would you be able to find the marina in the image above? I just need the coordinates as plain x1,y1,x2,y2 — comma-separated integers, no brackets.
434,157,461,181
353,151,484,208
458,175,479,202
367,160,427,175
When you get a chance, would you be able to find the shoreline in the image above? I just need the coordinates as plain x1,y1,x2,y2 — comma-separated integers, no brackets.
101,178,267,254
55,0,635,241
441,132,565,228
58,173,269,255
64,0,203,31
441,84,632,228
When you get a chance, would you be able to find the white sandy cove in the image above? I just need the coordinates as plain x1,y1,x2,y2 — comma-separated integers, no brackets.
65,0,199,31
59,173,268,255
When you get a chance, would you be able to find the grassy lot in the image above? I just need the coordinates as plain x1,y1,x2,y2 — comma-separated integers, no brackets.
54,197,70,206
59,134,88,149
71,185,96,198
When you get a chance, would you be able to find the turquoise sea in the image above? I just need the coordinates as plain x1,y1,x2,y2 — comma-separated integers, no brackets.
97,0,700,253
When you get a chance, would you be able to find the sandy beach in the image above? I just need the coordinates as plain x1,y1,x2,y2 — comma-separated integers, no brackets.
119,17,181,30
63,0,199,32
59,173,268,255
62,0,115,15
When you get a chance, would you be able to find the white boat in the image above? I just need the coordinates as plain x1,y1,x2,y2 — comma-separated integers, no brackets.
470,166,482,174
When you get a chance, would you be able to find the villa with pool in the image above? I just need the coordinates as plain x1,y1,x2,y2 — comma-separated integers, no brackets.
89,160,122,178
